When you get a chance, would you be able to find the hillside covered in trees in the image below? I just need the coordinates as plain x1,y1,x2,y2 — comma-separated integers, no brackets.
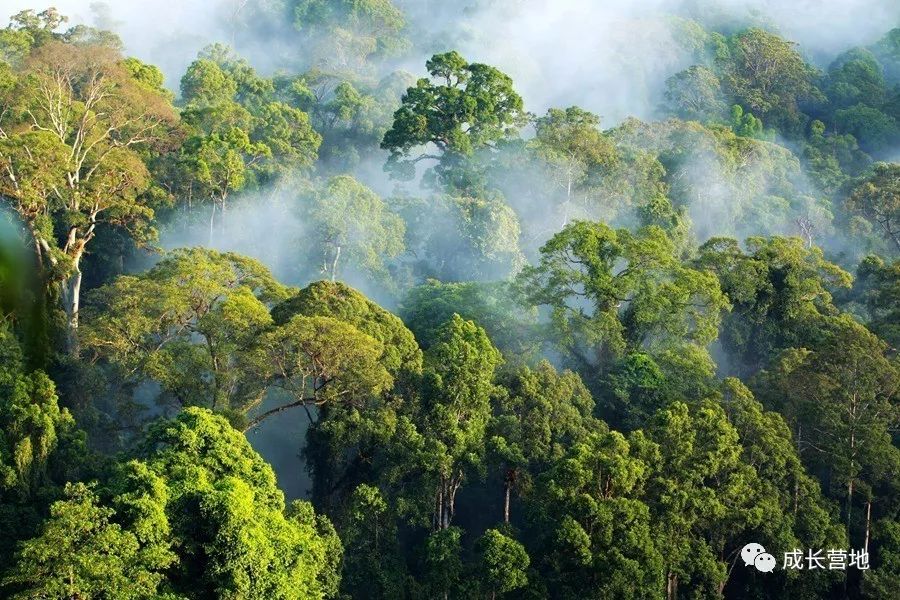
1,1,899,598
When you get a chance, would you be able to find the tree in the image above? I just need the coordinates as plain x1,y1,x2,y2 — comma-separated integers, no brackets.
531,107,617,226
381,51,526,183
834,104,899,154
845,162,900,253
529,429,664,598
400,279,537,358
304,176,405,283
850,254,900,348
518,221,727,375
271,280,422,380
0,41,178,350
421,315,501,530
720,28,820,134
397,193,525,282
664,66,727,122
185,127,270,241
269,281,422,508
293,0,409,71
0,326,89,567
642,400,765,599
339,484,407,599
753,316,900,550
176,48,321,239
729,104,764,138
718,378,846,598
80,248,290,422
383,315,501,531
180,58,238,106
3,481,174,599
488,361,596,523
476,529,530,599
139,408,343,598
695,236,852,372
244,315,393,430
825,48,888,111
423,526,466,600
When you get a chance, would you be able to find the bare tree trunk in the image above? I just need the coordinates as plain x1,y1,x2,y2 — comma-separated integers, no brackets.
434,472,461,530
865,499,872,553
331,245,341,282
503,468,515,524
847,411,856,540
503,480,511,524
666,571,677,600
209,203,216,247
847,477,854,540
61,266,82,356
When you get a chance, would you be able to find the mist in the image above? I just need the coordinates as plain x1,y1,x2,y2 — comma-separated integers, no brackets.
8,0,899,120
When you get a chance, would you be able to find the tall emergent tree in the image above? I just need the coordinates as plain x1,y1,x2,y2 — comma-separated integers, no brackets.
0,35,178,351
381,51,527,186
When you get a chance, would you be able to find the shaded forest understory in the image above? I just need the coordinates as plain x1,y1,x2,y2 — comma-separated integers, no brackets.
1,2,900,598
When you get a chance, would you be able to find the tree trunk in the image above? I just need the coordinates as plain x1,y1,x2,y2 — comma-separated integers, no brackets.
562,173,572,227
331,245,341,282
434,472,461,530
865,499,872,553
666,571,677,600
208,203,217,247
503,467,516,524
503,479,511,524
847,414,856,540
61,267,82,356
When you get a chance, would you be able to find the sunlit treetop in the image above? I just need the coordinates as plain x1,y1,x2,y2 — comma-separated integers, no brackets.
381,51,527,180
272,280,423,378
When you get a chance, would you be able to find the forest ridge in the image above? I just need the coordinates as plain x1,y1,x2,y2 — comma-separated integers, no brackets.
0,2,899,599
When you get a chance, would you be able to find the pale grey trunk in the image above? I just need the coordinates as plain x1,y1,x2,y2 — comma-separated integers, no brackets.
331,245,341,282
61,268,82,355
208,203,216,247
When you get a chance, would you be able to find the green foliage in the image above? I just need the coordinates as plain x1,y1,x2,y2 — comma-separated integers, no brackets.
476,529,530,597
826,48,888,110
81,248,290,417
664,66,727,122
272,280,422,379
382,51,526,183
845,162,900,253
395,193,525,282
4,481,174,599
720,28,820,134
143,408,342,598
0,326,88,567
529,429,664,598
340,484,407,599
834,103,900,154
400,279,537,357
696,236,851,371
729,104,765,138
518,221,728,374
303,175,405,284
753,316,900,547
2,6,900,600
383,315,501,530
849,254,900,347
293,0,409,70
